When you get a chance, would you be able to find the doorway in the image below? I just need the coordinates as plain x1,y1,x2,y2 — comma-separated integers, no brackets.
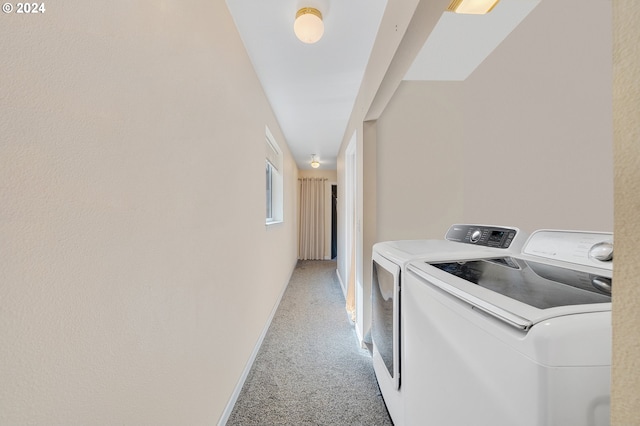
331,184,337,259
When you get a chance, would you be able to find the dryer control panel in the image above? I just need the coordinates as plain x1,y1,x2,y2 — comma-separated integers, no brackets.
445,224,518,249
523,229,613,271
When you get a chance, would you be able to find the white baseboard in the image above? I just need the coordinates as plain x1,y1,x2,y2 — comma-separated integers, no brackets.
355,322,366,348
217,267,294,426
335,268,347,299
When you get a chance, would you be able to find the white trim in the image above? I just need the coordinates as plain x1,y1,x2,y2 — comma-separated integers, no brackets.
217,269,293,426
265,126,282,172
265,126,284,224
354,320,366,348
336,268,347,298
265,220,284,227
336,267,363,347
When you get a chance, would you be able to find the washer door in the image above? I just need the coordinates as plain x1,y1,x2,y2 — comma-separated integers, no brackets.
372,252,401,390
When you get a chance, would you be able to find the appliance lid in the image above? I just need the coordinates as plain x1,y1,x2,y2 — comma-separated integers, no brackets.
429,257,611,310
407,257,612,330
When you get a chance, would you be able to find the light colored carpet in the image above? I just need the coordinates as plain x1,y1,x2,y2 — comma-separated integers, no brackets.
227,260,393,426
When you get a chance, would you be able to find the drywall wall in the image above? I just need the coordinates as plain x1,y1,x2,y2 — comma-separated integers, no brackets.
462,0,613,233
375,81,465,242
612,0,640,422
0,1,298,424
334,0,455,345
374,0,612,245
335,0,424,329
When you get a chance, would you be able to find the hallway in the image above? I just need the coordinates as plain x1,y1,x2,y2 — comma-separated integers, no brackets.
227,261,392,425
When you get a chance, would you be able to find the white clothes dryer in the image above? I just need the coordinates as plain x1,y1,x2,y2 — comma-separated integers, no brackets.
371,224,527,425
402,229,613,425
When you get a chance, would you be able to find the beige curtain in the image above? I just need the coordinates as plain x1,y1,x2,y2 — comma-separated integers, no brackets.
298,178,327,260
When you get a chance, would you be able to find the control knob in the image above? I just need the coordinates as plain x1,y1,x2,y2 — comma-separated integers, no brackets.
588,241,613,262
470,229,482,243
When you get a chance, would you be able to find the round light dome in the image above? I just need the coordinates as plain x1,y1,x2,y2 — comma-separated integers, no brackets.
294,8,324,44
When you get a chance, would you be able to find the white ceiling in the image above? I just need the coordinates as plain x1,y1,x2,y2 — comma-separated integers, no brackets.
226,0,540,170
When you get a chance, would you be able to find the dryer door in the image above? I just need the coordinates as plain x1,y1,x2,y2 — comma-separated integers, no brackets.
372,252,401,390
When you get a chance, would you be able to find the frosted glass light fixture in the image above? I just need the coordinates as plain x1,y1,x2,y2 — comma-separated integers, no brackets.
310,155,320,168
447,0,500,14
294,7,324,44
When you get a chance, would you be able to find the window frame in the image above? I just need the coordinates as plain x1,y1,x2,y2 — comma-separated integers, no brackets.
266,160,274,221
265,127,283,226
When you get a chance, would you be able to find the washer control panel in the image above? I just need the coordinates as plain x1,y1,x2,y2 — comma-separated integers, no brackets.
445,224,518,249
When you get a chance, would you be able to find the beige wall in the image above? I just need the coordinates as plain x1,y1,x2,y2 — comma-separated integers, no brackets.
462,0,613,233
612,0,640,422
0,2,298,424
374,0,612,244
375,81,465,242
335,0,427,326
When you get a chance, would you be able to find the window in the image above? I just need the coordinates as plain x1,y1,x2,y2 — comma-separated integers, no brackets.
266,160,274,220
265,126,283,224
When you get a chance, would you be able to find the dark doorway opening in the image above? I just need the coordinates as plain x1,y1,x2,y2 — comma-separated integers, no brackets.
331,184,337,260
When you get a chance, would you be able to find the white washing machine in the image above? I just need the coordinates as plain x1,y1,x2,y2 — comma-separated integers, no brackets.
371,224,528,425
402,229,613,425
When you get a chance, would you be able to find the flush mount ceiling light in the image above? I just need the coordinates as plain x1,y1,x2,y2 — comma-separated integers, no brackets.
294,7,324,44
447,0,500,14
310,155,320,168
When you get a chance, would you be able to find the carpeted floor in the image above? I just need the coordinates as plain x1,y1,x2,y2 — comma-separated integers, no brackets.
227,260,393,426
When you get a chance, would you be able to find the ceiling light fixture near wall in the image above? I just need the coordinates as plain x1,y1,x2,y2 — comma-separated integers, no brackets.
447,0,500,14
310,155,320,168
294,7,324,44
